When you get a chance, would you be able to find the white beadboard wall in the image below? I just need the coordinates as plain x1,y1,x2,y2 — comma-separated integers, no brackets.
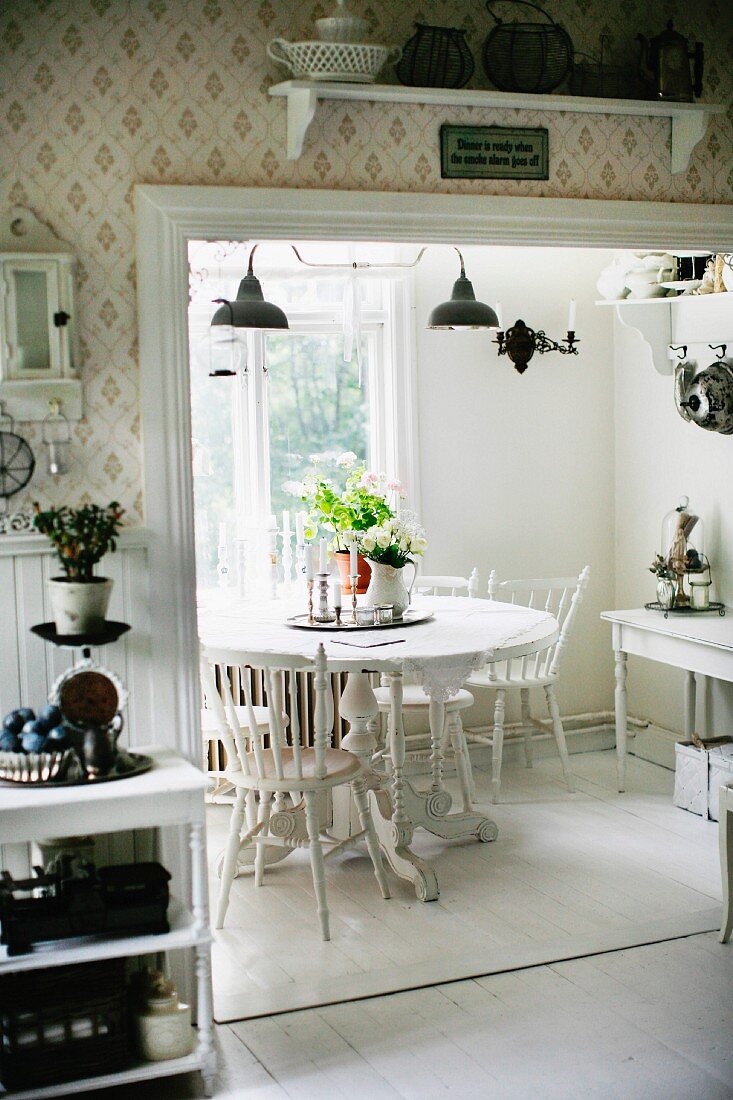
0,527,154,875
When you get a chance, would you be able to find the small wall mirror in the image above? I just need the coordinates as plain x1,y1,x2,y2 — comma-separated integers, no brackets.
0,207,82,421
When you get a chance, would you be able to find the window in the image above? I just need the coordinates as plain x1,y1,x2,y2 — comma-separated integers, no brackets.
188,241,417,591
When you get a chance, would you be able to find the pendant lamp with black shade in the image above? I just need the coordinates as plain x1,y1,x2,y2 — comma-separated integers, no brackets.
427,249,500,330
210,244,289,332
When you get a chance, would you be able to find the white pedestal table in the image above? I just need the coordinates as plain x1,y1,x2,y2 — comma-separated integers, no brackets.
199,594,558,902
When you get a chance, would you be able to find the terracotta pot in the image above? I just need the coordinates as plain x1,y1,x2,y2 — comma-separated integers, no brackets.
334,550,370,595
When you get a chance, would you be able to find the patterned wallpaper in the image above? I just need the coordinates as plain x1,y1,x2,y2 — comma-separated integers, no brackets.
1,0,732,523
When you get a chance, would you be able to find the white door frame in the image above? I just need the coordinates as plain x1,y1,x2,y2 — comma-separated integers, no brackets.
135,185,733,760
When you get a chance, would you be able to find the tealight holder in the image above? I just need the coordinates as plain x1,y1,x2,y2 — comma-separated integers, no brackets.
375,604,394,625
355,606,376,627
313,573,336,623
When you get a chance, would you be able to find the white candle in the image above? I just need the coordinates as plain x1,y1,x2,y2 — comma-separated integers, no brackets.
282,509,290,536
495,301,503,329
304,543,314,580
295,511,305,545
218,522,227,547
568,299,576,331
349,540,358,575
332,579,342,610
319,536,328,574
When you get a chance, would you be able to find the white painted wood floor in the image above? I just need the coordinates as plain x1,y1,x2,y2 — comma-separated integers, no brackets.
206,750,722,1021
86,750,732,1100
95,931,733,1099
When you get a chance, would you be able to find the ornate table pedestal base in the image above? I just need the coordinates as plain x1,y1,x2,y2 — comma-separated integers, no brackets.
335,670,498,901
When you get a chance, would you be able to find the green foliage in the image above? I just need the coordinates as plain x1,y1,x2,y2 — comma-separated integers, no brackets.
303,464,395,549
33,502,124,580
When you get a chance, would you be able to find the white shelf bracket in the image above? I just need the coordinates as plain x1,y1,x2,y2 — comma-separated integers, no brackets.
614,301,673,376
286,86,317,160
671,110,710,175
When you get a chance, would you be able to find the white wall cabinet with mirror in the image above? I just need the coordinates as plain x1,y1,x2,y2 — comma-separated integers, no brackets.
0,208,82,422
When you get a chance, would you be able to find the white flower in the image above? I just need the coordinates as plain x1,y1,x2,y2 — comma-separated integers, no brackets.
376,530,392,549
387,479,404,493
360,534,376,553
282,480,305,497
336,451,357,467
413,536,428,553
359,471,379,488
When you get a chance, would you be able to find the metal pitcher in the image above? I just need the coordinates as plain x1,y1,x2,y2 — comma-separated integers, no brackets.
637,20,703,102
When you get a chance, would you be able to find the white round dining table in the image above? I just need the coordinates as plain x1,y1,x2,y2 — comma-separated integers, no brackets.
199,592,558,901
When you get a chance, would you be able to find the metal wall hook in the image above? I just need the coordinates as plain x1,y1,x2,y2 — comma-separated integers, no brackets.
709,343,727,360
670,345,688,360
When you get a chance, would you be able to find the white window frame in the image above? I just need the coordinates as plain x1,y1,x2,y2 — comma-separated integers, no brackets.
228,270,420,537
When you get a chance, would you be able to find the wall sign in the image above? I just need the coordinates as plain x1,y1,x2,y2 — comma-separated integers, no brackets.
440,125,549,181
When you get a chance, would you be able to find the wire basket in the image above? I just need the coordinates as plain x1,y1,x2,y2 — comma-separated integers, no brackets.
396,24,474,88
267,39,400,82
482,0,573,93
0,959,129,1090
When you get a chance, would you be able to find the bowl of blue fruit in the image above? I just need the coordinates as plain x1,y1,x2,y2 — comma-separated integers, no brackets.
0,704,84,784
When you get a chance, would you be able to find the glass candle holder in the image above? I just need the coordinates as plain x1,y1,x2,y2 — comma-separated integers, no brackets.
375,604,394,624
355,606,376,627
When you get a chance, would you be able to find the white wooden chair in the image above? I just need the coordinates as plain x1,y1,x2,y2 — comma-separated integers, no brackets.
199,654,269,804
464,567,590,802
372,570,479,812
720,783,733,943
204,642,390,941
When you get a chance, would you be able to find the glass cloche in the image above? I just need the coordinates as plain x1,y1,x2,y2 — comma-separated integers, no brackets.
661,495,704,607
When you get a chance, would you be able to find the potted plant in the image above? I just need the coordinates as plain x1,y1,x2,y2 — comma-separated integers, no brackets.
295,452,401,594
33,501,125,635
357,513,428,617
649,553,676,610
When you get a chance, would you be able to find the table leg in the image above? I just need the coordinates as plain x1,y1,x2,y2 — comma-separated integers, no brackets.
391,692,497,847
614,648,628,793
720,791,733,944
684,670,697,740
334,670,439,902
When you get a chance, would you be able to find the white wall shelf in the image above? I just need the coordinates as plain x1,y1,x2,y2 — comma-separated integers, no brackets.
596,293,733,376
269,80,725,169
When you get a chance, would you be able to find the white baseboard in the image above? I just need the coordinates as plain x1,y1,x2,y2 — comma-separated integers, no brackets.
403,712,619,776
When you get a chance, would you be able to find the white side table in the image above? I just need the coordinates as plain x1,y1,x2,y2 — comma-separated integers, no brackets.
601,608,732,792
0,747,215,1099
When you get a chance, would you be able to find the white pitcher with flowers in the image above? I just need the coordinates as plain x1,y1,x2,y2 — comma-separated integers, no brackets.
357,514,427,618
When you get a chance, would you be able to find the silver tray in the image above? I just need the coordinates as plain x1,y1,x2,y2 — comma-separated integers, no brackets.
286,609,434,631
0,751,154,788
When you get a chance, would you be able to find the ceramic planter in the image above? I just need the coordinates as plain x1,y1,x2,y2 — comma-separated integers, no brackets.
48,576,113,635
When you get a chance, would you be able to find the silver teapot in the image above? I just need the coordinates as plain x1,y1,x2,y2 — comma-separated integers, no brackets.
675,359,733,434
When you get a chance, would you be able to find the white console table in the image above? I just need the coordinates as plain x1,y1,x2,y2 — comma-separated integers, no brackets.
0,747,215,1099
601,608,732,793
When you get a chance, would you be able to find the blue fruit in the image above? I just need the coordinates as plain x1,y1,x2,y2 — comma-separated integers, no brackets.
45,725,70,750
0,731,20,752
3,708,34,735
21,731,47,753
37,704,62,729
21,719,46,738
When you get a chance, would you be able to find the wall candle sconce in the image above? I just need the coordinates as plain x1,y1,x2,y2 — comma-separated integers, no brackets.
494,300,580,374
